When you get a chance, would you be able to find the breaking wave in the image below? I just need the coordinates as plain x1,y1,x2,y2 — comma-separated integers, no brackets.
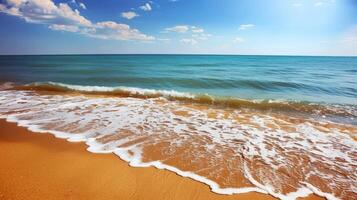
0,82,356,200
10,82,357,124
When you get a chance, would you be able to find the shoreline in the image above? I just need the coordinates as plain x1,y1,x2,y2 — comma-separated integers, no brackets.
0,119,325,200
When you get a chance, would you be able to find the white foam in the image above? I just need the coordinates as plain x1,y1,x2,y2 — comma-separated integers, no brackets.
31,82,195,98
0,89,355,200
303,182,340,200
111,147,268,195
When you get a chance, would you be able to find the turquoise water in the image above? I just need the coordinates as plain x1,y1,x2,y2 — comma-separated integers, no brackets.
0,55,357,104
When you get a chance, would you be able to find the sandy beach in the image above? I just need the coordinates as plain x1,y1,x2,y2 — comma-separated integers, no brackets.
0,119,325,200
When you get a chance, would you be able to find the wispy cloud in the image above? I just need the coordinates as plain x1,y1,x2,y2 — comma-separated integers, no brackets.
92,21,154,41
121,11,139,19
192,33,211,40
140,3,152,11
165,25,190,33
165,25,209,36
70,0,86,10
180,38,197,45
79,2,86,10
157,38,171,42
234,37,245,43
191,26,204,33
0,0,154,41
165,25,211,44
49,24,80,32
239,24,255,30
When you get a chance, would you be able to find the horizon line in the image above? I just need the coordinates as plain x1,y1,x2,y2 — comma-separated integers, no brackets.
0,53,356,57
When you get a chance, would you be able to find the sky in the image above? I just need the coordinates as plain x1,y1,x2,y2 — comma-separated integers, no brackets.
0,0,356,55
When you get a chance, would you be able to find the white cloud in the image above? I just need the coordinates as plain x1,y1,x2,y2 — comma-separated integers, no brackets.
165,25,208,36
157,38,171,42
0,0,92,26
165,25,189,33
79,2,86,10
180,38,197,45
234,37,245,43
140,3,152,11
239,24,255,30
121,11,139,19
49,24,79,32
165,25,211,44
92,21,155,41
191,26,204,33
192,33,211,40
0,0,154,42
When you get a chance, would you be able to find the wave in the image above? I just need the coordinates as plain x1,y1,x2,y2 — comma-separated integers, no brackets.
8,81,357,122
0,87,356,200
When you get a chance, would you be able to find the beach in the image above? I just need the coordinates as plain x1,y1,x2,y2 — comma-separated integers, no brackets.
1,119,266,200
0,119,325,200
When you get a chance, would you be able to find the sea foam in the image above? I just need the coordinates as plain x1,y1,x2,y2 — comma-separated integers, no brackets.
0,89,356,200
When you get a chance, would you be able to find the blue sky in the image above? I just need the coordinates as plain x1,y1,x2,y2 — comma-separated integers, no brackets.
0,0,356,55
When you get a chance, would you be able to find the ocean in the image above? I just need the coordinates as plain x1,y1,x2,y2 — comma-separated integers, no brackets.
0,55,356,200
1,55,357,104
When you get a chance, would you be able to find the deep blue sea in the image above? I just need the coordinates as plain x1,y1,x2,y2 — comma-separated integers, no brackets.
0,54,356,105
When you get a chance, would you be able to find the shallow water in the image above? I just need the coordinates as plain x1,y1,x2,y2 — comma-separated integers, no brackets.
0,88,356,200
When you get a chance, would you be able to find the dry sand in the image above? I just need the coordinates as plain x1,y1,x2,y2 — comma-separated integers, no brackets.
0,119,323,200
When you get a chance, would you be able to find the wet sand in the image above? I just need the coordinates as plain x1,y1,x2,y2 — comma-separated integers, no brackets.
0,119,323,200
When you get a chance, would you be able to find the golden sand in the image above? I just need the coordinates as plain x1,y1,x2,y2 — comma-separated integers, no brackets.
0,120,324,200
